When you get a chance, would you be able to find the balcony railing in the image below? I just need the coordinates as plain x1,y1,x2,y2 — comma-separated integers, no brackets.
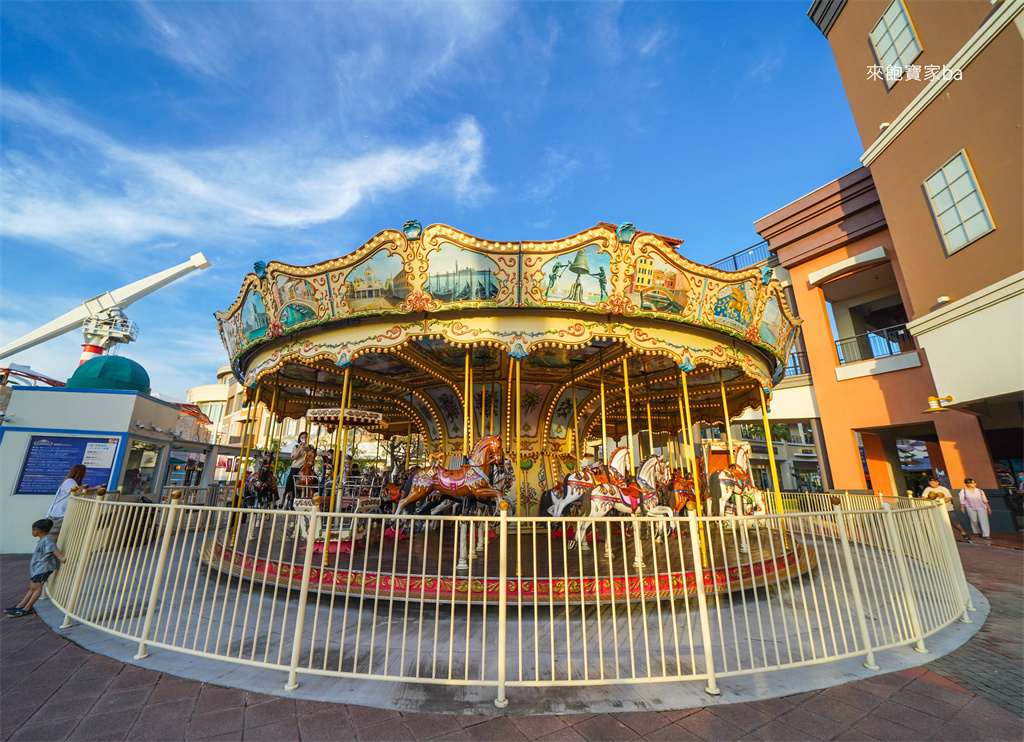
709,240,771,272
783,351,809,377
835,324,914,365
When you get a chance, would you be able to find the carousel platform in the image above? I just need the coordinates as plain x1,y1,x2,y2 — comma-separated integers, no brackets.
201,516,817,605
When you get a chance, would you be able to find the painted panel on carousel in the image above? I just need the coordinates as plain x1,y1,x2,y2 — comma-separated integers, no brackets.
240,290,270,342
424,243,501,306
356,352,421,384
342,249,409,314
220,314,242,358
709,279,756,334
271,274,319,329
424,385,464,439
548,387,593,440
534,245,612,307
409,395,441,441
625,251,691,316
517,384,551,438
758,292,796,357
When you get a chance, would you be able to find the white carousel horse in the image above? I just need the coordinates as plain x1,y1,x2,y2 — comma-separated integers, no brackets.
569,448,671,566
704,443,768,553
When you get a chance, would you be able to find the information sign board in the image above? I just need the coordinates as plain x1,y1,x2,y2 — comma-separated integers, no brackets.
14,436,121,495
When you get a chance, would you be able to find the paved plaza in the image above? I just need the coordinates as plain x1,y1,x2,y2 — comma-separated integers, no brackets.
2,535,1021,741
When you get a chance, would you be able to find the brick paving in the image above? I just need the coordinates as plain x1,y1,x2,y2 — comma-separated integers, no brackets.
2,537,1021,741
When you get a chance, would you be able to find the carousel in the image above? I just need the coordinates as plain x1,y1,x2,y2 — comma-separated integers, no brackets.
208,220,810,605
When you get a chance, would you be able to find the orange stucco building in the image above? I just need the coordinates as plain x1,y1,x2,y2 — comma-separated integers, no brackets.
752,0,1022,517
755,168,995,496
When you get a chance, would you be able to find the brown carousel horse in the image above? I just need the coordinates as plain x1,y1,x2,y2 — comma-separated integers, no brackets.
396,435,505,515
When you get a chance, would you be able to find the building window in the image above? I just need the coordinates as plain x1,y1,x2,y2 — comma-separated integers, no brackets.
924,151,995,254
869,0,922,86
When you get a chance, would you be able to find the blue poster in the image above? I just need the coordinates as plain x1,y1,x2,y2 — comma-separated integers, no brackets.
14,436,120,495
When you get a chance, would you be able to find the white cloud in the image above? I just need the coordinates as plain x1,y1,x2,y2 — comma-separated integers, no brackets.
1,90,490,254
524,148,582,202
749,49,785,82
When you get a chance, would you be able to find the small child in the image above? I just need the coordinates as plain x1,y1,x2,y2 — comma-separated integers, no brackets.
5,519,66,618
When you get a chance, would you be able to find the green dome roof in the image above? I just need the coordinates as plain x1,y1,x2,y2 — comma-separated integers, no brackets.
67,356,151,395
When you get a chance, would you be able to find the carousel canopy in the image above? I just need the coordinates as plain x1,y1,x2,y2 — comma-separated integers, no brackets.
215,222,800,459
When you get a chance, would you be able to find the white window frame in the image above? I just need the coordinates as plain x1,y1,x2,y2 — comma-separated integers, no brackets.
923,150,996,256
869,0,923,89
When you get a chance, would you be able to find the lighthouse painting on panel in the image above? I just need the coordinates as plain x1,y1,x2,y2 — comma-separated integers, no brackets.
540,245,611,306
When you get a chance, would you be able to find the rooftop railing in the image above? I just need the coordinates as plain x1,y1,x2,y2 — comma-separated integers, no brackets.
708,240,771,272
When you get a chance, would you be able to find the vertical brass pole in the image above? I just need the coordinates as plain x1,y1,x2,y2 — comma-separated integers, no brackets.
599,351,608,466
463,351,471,456
759,385,788,548
644,367,655,459
231,383,261,545
481,353,487,437
720,371,735,464
404,414,412,470
622,356,635,475
330,367,351,513
680,367,707,567
262,385,279,453
515,358,522,518
571,363,580,470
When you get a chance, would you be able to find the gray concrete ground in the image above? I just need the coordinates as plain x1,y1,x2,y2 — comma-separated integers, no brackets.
1,534,1021,741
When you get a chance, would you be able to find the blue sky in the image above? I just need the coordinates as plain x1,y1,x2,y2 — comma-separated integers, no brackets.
2,1,862,399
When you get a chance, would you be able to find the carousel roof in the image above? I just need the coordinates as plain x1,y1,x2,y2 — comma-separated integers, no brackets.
215,222,800,452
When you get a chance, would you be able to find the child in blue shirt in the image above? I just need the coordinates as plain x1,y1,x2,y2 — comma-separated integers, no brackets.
6,519,66,618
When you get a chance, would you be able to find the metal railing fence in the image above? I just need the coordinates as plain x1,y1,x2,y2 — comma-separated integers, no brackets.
48,493,973,708
835,324,914,365
709,241,772,273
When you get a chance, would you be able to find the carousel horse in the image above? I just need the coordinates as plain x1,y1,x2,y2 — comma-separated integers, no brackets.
537,447,632,519
568,447,666,551
293,447,320,504
705,443,768,518
242,455,278,510
380,466,420,513
396,435,506,515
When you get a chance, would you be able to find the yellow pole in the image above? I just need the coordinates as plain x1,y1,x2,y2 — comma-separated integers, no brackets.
571,364,580,470
599,353,608,466
759,385,788,547
720,371,735,464
262,385,278,454
463,351,471,456
515,358,522,517
231,383,261,545
622,357,635,475
330,367,351,513
404,417,412,470
679,367,706,567
481,354,487,437
489,353,496,436
644,369,655,459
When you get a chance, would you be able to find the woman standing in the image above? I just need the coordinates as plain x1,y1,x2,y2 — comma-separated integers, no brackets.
281,432,309,509
47,465,87,532
959,478,992,539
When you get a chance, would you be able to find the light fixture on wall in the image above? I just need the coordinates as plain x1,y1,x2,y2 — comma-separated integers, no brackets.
923,396,954,413
936,296,951,305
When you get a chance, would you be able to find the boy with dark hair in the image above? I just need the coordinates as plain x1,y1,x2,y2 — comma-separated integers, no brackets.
5,519,66,618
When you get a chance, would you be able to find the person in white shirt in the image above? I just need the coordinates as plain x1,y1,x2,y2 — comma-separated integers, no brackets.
921,476,971,543
47,465,87,534
281,432,309,509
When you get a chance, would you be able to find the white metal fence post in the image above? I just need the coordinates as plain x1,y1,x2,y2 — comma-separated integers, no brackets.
494,501,510,708
285,498,321,691
833,505,880,670
930,501,975,619
687,508,720,695
59,491,104,630
134,491,182,659
881,504,928,654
